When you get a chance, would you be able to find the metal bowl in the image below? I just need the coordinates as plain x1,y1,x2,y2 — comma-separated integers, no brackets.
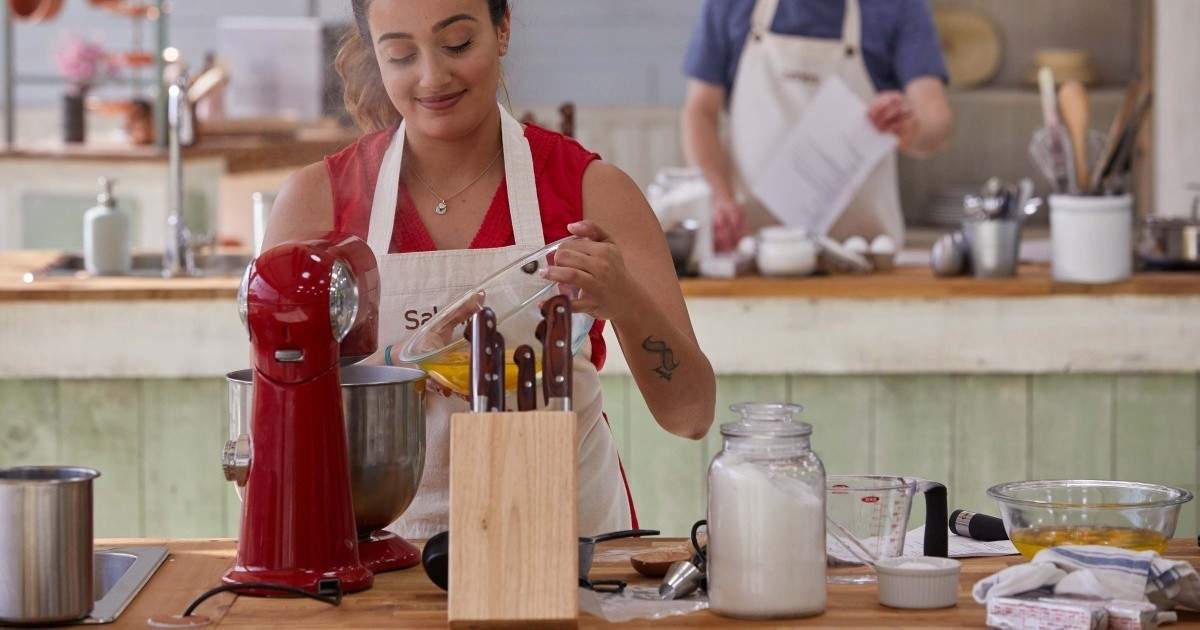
988,479,1193,560
225,365,426,537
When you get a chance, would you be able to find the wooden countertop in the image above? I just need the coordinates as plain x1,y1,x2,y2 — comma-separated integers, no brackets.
0,130,356,174
101,537,1200,628
2,250,1198,302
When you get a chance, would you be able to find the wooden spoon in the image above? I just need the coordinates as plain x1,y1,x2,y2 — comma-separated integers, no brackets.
630,548,692,578
1058,80,1090,194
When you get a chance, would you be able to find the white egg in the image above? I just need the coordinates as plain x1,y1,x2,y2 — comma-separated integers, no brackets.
870,235,897,255
843,236,869,254
737,235,759,258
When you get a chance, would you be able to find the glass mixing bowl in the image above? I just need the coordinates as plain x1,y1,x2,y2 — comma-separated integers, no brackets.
988,479,1193,559
397,236,594,396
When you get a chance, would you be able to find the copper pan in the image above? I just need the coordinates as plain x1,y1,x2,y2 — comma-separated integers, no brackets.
9,0,63,22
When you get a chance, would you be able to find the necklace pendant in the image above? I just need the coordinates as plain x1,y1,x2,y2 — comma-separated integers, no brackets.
435,200,448,215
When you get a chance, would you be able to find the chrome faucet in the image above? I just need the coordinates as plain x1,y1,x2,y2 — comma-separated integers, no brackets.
164,71,196,278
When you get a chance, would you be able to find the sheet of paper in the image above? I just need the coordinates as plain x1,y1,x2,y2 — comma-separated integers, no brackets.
904,525,1020,559
827,526,1019,565
749,76,898,236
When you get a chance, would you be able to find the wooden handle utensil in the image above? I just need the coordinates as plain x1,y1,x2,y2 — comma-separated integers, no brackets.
539,296,573,411
1058,80,1090,193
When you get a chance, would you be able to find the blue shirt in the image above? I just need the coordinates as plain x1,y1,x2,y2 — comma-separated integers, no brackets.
683,0,948,97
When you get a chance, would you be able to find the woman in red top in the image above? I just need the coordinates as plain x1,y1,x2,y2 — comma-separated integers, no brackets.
264,0,715,537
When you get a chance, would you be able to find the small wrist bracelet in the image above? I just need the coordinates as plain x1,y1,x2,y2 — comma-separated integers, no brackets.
383,345,394,366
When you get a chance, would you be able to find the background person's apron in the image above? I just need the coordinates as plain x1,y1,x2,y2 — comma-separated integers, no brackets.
365,105,631,539
729,0,905,245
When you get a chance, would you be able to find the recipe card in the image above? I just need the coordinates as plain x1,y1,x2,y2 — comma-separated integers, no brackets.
748,76,897,236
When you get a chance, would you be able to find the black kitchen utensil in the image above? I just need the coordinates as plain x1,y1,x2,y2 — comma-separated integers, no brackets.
577,529,660,580
466,308,503,412
422,530,449,590
514,344,536,411
422,528,660,593
949,509,1009,542
923,482,950,558
538,295,573,411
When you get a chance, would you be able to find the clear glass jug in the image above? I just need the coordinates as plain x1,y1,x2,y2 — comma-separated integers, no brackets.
825,475,948,584
706,403,826,619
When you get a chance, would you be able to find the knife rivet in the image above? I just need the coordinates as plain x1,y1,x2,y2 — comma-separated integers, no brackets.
524,380,533,388
555,306,566,314
485,347,493,355
555,375,565,384
487,321,495,329
555,340,565,348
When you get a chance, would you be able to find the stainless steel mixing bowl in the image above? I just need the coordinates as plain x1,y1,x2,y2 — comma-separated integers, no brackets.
224,365,426,537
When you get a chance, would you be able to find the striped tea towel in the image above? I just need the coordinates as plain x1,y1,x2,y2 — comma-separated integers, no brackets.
972,545,1200,611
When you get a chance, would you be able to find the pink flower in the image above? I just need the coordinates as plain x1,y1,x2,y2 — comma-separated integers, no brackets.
55,35,115,88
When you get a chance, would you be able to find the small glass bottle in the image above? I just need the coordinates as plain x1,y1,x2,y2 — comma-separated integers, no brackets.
707,402,826,619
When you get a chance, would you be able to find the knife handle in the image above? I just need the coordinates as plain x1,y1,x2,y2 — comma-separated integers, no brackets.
514,345,537,411
488,333,505,412
467,308,498,413
540,295,573,410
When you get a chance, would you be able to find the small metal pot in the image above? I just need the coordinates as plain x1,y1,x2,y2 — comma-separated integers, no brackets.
1139,216,1200,269
225,365,427,538
0,466,100,625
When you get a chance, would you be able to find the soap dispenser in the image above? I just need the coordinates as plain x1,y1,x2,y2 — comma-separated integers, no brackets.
83,177,131,276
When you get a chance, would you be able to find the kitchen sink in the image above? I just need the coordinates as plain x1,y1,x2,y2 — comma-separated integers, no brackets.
87,546,169,624
39,252,252,278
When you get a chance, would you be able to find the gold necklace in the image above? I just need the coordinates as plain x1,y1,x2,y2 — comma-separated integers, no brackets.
408,149,503,216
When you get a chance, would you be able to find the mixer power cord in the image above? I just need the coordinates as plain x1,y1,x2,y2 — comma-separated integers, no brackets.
181,580,343,618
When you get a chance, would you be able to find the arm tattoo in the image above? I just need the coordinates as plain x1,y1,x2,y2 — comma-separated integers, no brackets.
642,336,681,381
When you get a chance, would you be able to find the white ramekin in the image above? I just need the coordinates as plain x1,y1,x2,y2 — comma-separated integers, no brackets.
874,556,961,609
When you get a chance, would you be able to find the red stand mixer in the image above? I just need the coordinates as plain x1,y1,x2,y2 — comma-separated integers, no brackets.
225,232,394,594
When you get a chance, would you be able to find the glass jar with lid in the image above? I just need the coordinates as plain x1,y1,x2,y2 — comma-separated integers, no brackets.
706,402,826,619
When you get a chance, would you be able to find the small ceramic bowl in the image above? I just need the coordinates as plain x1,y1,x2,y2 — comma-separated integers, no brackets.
874,556,961,609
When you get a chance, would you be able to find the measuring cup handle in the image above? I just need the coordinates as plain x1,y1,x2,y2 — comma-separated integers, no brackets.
920,481,949,558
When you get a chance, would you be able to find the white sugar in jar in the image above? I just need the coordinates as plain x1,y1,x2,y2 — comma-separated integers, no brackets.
706,403,827,619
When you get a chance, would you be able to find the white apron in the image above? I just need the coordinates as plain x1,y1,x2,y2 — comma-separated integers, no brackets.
366,104,632,539
729,0,904,245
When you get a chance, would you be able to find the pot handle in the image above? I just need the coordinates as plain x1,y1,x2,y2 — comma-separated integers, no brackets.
917,480,949,558
587,528,660,544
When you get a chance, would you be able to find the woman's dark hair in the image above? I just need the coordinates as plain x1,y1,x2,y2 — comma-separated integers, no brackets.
337,0,510,131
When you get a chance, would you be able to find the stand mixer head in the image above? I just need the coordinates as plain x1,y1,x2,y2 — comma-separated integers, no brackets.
224,232,380,595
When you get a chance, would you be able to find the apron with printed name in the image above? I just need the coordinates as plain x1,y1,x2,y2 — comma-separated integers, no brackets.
366,104,632,539
729,0,905,245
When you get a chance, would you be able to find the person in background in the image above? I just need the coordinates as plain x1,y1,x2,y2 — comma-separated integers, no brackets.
682,0,954,251
263,0,715,538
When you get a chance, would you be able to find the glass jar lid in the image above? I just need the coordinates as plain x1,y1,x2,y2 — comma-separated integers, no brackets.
720,402,811,438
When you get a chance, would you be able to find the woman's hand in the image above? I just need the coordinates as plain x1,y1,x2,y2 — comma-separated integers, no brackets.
541,220,643,324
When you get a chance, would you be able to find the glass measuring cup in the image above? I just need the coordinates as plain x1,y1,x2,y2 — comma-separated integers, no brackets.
825,475,948,584
396,236,594,396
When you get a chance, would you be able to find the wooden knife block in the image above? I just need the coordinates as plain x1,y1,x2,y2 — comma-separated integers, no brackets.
448,410,578,628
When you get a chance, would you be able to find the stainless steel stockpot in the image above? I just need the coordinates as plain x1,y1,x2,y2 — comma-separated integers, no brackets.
224,365,427,537
0,466,100,625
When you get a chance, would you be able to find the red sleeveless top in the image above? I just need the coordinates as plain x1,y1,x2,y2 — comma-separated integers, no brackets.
324,123,607,369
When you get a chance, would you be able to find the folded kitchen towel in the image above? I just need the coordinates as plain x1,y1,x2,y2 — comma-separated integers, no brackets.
972,545,1200,611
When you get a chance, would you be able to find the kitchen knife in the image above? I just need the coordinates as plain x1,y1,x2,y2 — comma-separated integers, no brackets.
514,344,537,411
467,307,501,413
539,295,573,411
488,332,505,412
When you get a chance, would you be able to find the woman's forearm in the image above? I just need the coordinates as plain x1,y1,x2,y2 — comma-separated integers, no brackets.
610,283,715,441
